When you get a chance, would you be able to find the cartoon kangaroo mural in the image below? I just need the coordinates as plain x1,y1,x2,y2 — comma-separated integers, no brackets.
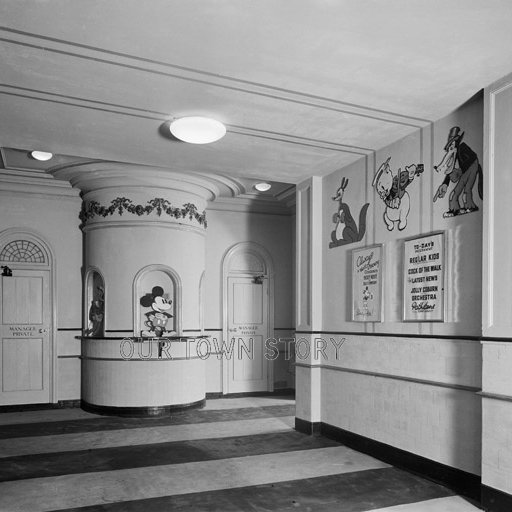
373,157,423,231
433,126,483,217
329,177,370,248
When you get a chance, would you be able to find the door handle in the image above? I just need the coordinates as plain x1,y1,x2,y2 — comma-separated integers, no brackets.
39,328,49,333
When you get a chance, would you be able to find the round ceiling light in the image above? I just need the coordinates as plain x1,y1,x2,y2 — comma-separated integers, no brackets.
254,182,272,192
30,150,53,161
169,116,226,144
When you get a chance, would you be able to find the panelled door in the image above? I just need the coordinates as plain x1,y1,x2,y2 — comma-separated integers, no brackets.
226,276,269,393
0,269,51,405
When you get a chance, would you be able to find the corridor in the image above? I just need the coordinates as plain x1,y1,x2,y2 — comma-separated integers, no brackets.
0,397,480,511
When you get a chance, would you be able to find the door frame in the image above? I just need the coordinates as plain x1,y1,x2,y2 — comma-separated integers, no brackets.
0,228,56,403
222,242,274,394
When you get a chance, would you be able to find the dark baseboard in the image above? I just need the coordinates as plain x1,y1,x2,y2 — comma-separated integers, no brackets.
81,398,205,417
0,399,81,413
295,418,481,503
295,417,321,435
482,484,512,512
208,389,295,399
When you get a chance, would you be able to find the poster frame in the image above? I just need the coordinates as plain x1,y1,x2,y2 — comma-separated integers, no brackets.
351,243,384,322
402,230,446,323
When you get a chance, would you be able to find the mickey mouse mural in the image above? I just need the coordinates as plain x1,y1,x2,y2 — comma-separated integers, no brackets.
139,286,174,337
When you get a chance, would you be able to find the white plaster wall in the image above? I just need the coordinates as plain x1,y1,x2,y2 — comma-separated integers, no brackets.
204,208,294,393
86,224,205,332
298,93,484,475
481,72,512,496
0,191,83,401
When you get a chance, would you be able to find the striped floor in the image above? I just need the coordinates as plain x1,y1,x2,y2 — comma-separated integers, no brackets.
0,397,481,511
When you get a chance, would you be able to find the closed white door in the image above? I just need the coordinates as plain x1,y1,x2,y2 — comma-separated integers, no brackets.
0,270,51,405
227,276,269,393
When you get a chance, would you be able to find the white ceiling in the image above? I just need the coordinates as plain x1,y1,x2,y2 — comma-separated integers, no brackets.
1,0,512,185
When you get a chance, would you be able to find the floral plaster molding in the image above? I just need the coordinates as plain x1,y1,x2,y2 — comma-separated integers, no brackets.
79,197,207,228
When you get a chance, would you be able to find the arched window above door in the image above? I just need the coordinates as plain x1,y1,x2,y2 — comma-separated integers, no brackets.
0,239,47,264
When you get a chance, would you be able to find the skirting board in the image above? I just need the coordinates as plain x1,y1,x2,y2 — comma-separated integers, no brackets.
295,418,481,503
482,484,512,512
81,398,205,417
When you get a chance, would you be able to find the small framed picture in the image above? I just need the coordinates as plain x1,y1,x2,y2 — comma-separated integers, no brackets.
403,231,445,322
351,244,383,322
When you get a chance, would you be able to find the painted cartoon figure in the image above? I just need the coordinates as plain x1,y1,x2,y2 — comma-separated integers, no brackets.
140,286,173,337
372,157,424,231
85,286,104,337
329,177,369,248
433,126,483,217
362,286,373,316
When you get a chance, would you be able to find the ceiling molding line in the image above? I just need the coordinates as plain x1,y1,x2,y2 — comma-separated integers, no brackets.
0,83,165,118
0,28,430,128
227,124,374,154
0,87,161,122
228,129,370,156
0,85,373,156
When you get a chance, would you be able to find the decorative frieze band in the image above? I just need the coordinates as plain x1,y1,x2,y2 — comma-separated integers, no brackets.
79,197,207,228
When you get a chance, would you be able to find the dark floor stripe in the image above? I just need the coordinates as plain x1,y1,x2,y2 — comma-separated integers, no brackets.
0,404,295,440
47,467,456,512
0,431,338,482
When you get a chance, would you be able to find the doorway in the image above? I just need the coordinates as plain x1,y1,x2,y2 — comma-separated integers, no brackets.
223,242,274,394
0,232,54,405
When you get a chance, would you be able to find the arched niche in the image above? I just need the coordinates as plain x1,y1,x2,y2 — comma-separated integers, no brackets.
133,265,182,337
83,267,105,337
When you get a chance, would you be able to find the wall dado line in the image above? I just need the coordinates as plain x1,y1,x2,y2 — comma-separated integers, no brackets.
295,362,481,394
294,328,483,503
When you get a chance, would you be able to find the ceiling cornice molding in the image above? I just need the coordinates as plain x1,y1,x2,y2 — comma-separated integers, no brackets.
0,172,80,199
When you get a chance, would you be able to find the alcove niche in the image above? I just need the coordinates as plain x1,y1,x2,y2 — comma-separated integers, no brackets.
133,265,182,337
84,268,105,337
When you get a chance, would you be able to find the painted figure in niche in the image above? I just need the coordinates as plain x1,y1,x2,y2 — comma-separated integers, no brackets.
85,286,104,337
329,177,369,248
140,286,174,337
433,126,483,217
372,157,424,231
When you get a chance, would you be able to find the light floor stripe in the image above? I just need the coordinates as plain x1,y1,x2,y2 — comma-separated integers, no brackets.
371,496,481,511
0,446,389,512
203,396,295,410
0,416,294,458
0,397,292,426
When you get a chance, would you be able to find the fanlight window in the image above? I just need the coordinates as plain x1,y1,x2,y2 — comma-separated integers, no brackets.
0,240,46,264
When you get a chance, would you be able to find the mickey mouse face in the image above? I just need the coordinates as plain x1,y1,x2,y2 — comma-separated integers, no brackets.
140,286,172,312
153,295,171,313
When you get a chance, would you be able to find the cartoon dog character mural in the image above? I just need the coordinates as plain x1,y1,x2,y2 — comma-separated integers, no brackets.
433,126,483,217
140,286,174,337
373,157,424,231
329,177,369,248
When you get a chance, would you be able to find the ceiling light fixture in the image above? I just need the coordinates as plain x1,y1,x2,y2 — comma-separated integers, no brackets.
30,150,53,161
254,182,272,192
169,116,226,144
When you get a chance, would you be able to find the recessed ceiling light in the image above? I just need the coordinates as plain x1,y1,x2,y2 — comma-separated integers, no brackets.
169,116,226,144
31,151,53,161
254,182,272,192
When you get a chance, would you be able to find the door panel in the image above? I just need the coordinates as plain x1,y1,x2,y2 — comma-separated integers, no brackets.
0,270,50,404
227,276,269,393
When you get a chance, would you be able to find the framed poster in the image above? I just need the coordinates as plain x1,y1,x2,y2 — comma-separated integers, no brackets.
403,231,445,322
352,244,383,322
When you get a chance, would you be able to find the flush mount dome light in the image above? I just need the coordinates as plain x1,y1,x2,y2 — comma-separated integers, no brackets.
30,150,53,161
254,182,272,192
169,116,226,144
